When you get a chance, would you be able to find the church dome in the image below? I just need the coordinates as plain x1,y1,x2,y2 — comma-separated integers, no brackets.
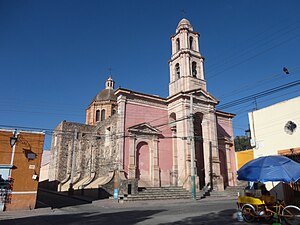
92,76,117,102
92,88,116,102
176,18,193,32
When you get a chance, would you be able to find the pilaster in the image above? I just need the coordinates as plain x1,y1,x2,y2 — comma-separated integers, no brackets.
117,95,127,170
128,135,136,179
152,139,160,187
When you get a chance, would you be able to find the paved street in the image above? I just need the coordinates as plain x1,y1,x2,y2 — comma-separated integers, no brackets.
0,195,267,225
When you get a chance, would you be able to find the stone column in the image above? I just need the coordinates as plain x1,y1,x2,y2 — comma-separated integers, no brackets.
128,135,136,179
66,142,73,175
171,127,178,186
152,138,160,187
209,112,224,191
225,143,235,186
117,96,126,170
201,110,224,191
199,57,205,80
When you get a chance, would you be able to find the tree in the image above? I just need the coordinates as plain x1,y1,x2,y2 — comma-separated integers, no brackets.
234,136,251,152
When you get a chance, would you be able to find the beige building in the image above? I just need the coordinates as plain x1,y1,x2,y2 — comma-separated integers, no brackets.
248,96,300,158
39,151,51,182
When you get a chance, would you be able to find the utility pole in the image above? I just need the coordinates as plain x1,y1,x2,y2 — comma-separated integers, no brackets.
190,95,196,200
209,141,213,191
69,129,77,195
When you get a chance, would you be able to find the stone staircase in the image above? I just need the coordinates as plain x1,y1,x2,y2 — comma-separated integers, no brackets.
120,186,205,201
118,184,247,201
206,184,247,198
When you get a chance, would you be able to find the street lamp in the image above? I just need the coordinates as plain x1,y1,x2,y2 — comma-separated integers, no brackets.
10,130,18,147
9,129,18,177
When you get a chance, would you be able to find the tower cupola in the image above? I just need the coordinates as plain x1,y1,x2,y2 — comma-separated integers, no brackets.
105,76,115,89
176,18,193,33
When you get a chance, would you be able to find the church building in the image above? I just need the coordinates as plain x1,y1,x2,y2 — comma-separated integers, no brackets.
49,19,237,195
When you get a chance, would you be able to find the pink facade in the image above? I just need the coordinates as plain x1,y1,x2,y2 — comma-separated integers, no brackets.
124,102,167,160
119,92,173,186
216,111,237,187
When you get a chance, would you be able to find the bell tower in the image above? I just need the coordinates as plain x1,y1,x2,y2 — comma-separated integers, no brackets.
169,18,206,97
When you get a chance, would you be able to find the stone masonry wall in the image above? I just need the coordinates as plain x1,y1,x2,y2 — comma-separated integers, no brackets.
49,115,118,184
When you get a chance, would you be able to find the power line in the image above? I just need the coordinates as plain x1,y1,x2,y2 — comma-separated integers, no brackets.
206,19,300,72
216,66,300,100
217,80,300,110
205,20,300,79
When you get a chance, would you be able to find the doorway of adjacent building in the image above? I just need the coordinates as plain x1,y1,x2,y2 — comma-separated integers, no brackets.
136,142,150,187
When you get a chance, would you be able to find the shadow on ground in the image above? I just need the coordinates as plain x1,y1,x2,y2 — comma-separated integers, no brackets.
0,208,276,225
36,188,93,209
0,210,165,225
157,209,273,225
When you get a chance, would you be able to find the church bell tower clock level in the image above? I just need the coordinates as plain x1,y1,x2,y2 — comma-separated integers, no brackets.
169,18,206,97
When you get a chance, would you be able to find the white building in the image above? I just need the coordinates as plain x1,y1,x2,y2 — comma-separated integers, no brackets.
249,96,300,158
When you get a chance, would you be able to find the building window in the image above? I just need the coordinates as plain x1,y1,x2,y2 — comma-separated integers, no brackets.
175,63,180,79
192,61,197,77
176,38,180,52
96,110,100,122
189,36,193,50
101,109,106,121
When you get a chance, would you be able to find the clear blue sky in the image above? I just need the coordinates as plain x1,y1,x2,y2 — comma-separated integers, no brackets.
1,0,300,150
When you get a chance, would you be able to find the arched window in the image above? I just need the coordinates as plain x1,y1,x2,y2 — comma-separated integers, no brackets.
101,109,105,121
192,61,197,77
175,63,180,79
112,109,116,115
96,110,100,122
189,36,193,50
176,38,180,52
169,112,177,131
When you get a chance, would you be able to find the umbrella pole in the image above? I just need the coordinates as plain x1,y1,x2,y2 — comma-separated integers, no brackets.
271,182,281,225
272,182,278,201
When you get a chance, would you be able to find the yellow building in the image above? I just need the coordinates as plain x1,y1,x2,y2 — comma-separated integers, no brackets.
236,149,254,169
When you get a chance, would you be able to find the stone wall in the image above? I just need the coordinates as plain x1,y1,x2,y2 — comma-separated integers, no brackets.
49,115,119,184
48,121,94,182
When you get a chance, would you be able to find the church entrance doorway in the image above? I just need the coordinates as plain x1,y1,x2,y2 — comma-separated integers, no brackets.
136,141,150,187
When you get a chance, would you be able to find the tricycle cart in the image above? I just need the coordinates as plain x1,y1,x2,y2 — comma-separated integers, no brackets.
237,156,300,224
237,195,300,224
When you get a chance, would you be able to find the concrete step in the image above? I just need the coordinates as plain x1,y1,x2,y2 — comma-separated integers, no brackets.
121,186,204,201
205,185,246,198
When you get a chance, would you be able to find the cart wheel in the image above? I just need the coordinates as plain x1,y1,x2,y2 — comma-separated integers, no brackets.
282,205,300,225
263,210,273,222
242,205,255,222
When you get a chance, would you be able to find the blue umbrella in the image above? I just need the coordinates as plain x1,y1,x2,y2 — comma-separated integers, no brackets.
237,155,300,183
